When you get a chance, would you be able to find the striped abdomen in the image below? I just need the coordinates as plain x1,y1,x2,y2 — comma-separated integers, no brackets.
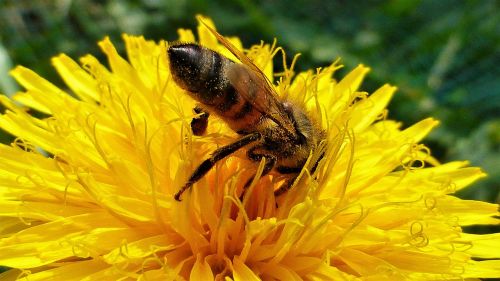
168,43,262,133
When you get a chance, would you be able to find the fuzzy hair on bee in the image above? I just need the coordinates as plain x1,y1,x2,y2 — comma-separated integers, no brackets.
168,23,325,201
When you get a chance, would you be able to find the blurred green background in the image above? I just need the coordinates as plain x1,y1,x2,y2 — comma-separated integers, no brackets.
0,0,498,206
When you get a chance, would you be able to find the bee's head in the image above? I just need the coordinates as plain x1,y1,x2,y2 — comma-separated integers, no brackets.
283,102,314,145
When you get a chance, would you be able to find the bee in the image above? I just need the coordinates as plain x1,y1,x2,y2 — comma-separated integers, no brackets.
168,24,325,201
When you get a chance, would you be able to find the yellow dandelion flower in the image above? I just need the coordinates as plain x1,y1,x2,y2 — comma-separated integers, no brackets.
0,16,499,280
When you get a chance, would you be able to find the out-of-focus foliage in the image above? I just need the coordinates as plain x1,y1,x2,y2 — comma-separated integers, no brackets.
0,0,498,205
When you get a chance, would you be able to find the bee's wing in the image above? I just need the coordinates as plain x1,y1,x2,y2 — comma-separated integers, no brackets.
200,20,296,134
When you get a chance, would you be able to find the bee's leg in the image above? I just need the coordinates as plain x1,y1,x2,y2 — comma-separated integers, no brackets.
276,166,302,174
174,132,261,201
273,151,326,197
191,106,209,136
310,151,325,175
246,147,277,175
270,165,304,198
239,147,276,200
273,176,297,196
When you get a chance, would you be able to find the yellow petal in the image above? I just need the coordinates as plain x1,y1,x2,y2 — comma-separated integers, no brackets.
350,84,396,132
104,234,178,264
464,260,500,279
51,54,100,102
327,64,370,120
14,260,109,281
190,254,215,281
233,256,260,281
462,233,500,258
0,18,498,280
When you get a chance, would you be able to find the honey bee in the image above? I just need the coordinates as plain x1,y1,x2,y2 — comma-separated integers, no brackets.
168,24,325,201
